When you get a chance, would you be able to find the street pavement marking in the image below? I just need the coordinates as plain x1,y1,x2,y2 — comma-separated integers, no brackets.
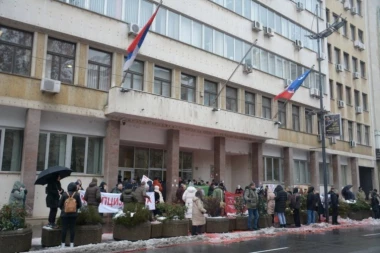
363,233,380,237
250,247,289,253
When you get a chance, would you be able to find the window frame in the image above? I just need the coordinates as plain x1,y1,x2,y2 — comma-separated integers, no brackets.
345,86,352,105
278,101,286,129
226,86,238,112
292,105,300,131
204,80,218,107
337,83,343,101
263,156,283,183
87,48,112,91
348,121,353,141
262,96,272,119
305,109,313,134
154,65,172,97
245,91,255,116
354,90,360,107
0,128,24,172
357,123,362,144
364,126,370,145
343,52,349,71
362,93,368,111
122,59,144,90
350,24,356,41
294,159,310,184
360,61,366,78
180,73,196,103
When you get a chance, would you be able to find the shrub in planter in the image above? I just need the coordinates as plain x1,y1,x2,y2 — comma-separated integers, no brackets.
156,203,188,237
0,204,32,253
113,203,151,241
203,197,229,233
348,199,371,220
233,196,248,230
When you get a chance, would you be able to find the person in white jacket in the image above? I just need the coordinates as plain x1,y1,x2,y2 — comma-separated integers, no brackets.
182,182,197,219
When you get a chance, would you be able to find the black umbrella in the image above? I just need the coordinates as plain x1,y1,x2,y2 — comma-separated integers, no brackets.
35,166,73,185
341,185,353,199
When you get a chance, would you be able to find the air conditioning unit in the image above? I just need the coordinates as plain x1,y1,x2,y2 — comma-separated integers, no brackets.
40,78,61,93
264,27,275,37
336,64,344,72
354,40,361,48
128,23,140,36
338,100,345,108
353,72,360,79
296,2,305,11
252,21,262,32
358,43,365,51
356,106,363,114
349,140,357,147
310,88,320,98
318,134,323,142
294,40,304,50
318,52,326,61
243,63,253,74
330,137,337,144
284,79,293,88
344,2,351,10
351,7,357,15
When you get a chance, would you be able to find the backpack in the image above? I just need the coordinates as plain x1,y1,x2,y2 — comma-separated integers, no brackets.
64,193,77,213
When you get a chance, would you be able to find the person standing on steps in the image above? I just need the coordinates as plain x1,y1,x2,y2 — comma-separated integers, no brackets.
307,186,316,225
84,178,101,214
329,187,340,225
274,185,288,228
244,182,259,230
290,188,301,227
45,174,63,228
192,190,207,235
266,187,276,226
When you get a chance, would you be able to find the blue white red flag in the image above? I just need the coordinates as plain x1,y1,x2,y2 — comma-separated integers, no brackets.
123,5,161,72
274,68,313,101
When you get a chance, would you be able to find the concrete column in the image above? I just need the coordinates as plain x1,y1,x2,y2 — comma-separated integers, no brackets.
310,151,319,188
77,44,89,87
34,33,46,79
283,147,294,187
251,143,263,186
113,53,123,87
20,109,41,215
196,76,204,105
214,137,226,183
219,83,226,109
350,157,359,192
332,155,341,190
144,62,154,93
238,88,245,114
166,129,180,203
256,95,262,117
104,121,120,190
286,103,292,129
300,107,306,132
172,69,181,99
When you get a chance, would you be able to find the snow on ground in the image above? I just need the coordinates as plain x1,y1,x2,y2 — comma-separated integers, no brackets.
29,218,380,253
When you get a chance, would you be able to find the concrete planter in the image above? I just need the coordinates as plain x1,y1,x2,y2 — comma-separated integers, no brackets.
235,216,248,231
259,216,272,228
41,227,61,247
151,222,163,238
228,217,236,231
348,210,372,221
285,214,294,225
162,220,188,237
113,222,151,241
0,226,32,253
206,217,229,233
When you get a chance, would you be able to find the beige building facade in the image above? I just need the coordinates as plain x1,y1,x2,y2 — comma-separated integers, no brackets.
0,0,376,217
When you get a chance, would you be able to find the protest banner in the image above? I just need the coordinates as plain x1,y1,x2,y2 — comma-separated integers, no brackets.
145,192,156,210
141,175,153,184
79,190,123,213
225,191,241,215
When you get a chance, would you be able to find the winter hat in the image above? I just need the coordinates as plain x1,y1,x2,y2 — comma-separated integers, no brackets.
92,178,98,184
237,185,241,189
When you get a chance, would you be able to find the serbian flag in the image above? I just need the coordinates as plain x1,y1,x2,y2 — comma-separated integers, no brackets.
274,68,313,101
123,5,161,72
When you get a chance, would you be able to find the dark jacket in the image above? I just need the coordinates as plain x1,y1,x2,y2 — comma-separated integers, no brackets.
99,182,107,193
59,182,82,217
133,185,149,204
111,187,122,194
176,187,185,204
84,182,101,206
290,188,301,210
274,185,288,213
316,193,324,215
121,189,135,204
235,188,243,195
208,185,215,197
371,192,379,211
244,187,259,209
329,190,339,208
307,187,316,210
46,180,62,208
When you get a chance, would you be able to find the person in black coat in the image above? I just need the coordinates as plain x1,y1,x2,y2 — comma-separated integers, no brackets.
371,189,380,219
306,186,316,225
315,192,324,222
274,185,288,228
329,187,340,225
58,182,82,248
46,174,63,228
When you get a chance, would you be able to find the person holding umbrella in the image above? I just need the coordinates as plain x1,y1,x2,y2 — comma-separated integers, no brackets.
46,174,63,228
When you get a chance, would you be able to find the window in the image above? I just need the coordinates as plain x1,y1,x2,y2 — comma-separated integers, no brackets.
356,123,362,144
354,90,360,107
341,165,348,186
358,29,364,43
226,86,237,112
122,60,143,90
292,105,300,131
204,80,218,107
168,12,179,40
154,66,171,97
327,44,332,62
224,34,234,60
45,38,75,84
294,160,309,184
364,126,370,145
203,26,213,53
360,61,366,78
37,132,103,174
362,93,368,111
0,26,33,76
357,0,362,15
334,47,341,65
348,121,353,141
179,151,193,181
337,83,343,100
305,109,313,134
263,157,283,182
278,101,286,128
262,97,272,119
319,163,332,185
342,21,347,37
87,48,111,91
350,25,356,41
343,52,349,70
329,80,334,99
245,92,255,116
346,86,352,105
155,8,167,35
180,16,191,44
0,129,23,171
181,74,196,102
352,57,358,72
341,119,345,140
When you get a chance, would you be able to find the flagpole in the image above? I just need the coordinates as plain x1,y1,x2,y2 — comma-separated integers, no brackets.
212,39,258,109
272,100,289,121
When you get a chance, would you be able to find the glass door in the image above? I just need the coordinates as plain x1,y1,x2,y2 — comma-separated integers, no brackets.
118,168,134,183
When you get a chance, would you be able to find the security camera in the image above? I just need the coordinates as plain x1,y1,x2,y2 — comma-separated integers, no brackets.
274,121,282,126
120,87,131,93
121,120,126,126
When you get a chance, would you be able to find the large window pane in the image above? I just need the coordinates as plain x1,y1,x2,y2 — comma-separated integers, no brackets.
168,11,179,40
1,130,23,171
214,30,224,56
140,0,153,26
119,146,134,167
180,16,192,44
48,133,66,168
192,21,202,48
124,0,139,24
87,137,103,174
71,136,85,173
37,133,47,171
266,158,273,181
135,148,149,169
89,0,105,14
203,26,213,53
150,149,163,169
235,39,242,62
225,35,234,60
260,50,268,72
155,8,167,35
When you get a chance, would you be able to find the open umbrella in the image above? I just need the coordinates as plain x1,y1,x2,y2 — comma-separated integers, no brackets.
35,166,72,185
341,185,353,200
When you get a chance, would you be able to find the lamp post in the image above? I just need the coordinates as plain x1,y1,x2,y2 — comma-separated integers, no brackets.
308,6,346,223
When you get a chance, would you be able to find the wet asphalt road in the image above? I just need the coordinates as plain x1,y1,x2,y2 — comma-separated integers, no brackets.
138,227,380,253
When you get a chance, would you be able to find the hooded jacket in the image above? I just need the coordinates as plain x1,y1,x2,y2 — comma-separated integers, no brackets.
274,185,288,213
290,188,301,210
133,184,149,204
182,185,197,218
99,182,107,193
212,186,224,203
307,187,316,210
121,189,135,204
46,179,62,208
244,185,259,209
176,186,185,204
84,180,101,206
329,190,339,208
192,196,206,226
59,182,82,217
9,181,26,208
267,189,276,214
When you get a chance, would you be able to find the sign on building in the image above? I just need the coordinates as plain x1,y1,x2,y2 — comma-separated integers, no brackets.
324,114,341,137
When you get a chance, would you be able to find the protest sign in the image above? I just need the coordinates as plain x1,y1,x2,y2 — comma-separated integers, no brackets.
79,190,123,213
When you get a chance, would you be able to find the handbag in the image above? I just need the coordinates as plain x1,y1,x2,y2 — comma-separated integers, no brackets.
274,215,279,223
